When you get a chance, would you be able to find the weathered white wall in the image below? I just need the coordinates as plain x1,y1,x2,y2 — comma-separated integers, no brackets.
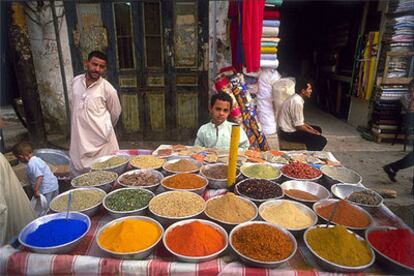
25,1,73,134
208,1,232,91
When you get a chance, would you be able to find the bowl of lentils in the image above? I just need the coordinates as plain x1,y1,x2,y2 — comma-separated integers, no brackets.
235,179,284,205
200,163,241,189
71,171,118,192
117,169,164,192
281,162,322,181
103,188,154,218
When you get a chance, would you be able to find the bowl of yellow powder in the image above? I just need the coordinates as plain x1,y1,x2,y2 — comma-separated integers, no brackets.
304,224,375,272
240,163,281,181
259,199,317,234
96,216,164,260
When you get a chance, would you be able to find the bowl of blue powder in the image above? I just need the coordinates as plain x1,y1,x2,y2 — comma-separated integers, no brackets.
18,212,91,254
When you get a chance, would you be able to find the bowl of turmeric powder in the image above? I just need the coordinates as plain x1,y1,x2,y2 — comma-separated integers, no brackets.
96,216,164,260
160,173,208,195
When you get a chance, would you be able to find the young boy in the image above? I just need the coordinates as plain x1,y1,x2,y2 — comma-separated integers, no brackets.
12,142,59,206
195,92,250,150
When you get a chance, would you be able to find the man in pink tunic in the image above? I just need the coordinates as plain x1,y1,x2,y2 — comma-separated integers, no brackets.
69,51,122,176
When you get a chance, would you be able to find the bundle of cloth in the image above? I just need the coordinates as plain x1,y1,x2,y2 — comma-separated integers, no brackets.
260,4,281,69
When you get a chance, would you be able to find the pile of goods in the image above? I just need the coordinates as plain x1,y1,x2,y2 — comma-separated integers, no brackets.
205,193,256,224
241,164,280,179
367,228,414,269
164,159,199,173
24,218,88,247
118,171,161,187
284,189,320,201
105,189,153,212
348,189,382,206
92,156,128,170
260,201,314,229
202,164,235,180
149,191,205,218
131,155,165,169
165,221,226,257
50,189,104,212
162,174,206,190
281,162,321,179
306,225,372,267
315,200,371,228
72,171,117,187
236,179,282,200
98,218,162,253
231,223,294,262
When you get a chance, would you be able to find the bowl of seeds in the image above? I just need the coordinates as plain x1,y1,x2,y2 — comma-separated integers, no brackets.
162,157,202,175
148,191,206,226
71,171,118,192
130,155,166,170
91,155,130,175
117,169,164,192
200,163,242,189
103,188,155,219
235,179,284,205
50,187,106,217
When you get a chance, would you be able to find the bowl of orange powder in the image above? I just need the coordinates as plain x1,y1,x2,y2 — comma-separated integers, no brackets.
96,216,164,260
163,219,228,263
161,173,208,195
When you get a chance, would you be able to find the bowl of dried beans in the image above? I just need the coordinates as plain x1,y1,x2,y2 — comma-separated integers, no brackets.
281,162,322,181
117,169,164,192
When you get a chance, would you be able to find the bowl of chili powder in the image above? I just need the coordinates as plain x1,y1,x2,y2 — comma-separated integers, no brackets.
281,180,330,206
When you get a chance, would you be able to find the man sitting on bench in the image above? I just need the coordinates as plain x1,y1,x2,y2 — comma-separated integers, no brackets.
277,78,327,151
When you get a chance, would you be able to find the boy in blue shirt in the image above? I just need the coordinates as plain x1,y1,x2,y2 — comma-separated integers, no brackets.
13,142,59,206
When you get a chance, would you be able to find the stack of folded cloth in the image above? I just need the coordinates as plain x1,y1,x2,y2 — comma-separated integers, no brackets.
260,1,282,69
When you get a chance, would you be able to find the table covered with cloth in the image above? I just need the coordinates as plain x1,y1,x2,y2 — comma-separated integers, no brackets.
0,150,409,275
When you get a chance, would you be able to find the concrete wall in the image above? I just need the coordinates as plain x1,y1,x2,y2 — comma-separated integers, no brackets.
25,1,73,134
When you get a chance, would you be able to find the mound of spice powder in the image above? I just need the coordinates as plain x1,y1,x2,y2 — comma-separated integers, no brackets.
166,221,225,257
163,173,206,189
260,201,314,229
206,193,256,224
368,228,414,269
284,189,319,201
316,200,370,228
236,179,282,200
232,223,293,262
242,164,280,179
164,159,198,172
202,164,230,179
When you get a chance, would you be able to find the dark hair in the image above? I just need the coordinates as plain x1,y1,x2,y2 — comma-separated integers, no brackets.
12,142,33,157
88,50,108,62
295,77,312,94
210,92,233,110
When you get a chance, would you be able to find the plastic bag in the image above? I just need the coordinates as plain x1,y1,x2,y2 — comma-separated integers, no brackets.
31,194,48,217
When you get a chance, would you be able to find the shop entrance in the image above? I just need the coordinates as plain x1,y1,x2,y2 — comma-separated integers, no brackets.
65,1,209,141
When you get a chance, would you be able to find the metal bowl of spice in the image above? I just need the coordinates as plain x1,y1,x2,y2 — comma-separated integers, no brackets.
229,221,297,268
130,155,166,170
71,171,118,192
280,162,322,182
96,216,164,260
240,163,281,181
163,219,228,263
365,226,414,273
331,184,383,208
19,212,91,254
117,169,164,192
313,199,373,231
235,179,284,205
200,163,242,189
304,224,375,272
103,188,154,218
91,155,130,175
204,192,258,231
161,173,208,195
148,191,206,226
281,180,330,205
320,165,362,185
50,187,106,217
162,157,203,175
259,199,317,234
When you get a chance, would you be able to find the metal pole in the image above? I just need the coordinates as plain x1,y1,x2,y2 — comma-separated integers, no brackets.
50,0,71,134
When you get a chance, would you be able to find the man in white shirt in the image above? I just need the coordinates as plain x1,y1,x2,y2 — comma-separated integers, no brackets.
69,51,122,176
195,92,250,150
277,78,327,151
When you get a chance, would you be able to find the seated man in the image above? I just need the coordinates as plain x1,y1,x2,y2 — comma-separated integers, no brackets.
277,78,327,151
195,92,250,150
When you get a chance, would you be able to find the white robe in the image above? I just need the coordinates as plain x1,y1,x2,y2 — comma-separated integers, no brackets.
69,75,122,176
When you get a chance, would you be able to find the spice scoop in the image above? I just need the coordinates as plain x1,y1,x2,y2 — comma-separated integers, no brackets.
325,198,345,228
66,191,73,220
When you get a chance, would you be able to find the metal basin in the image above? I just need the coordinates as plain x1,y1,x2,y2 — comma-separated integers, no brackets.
321,165,362,185
161,173,208,195
281,180,330,205
117,169,164,192
331,183,383,208
91,155,129,175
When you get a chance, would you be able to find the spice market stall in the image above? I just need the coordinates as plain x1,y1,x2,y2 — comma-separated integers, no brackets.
0,146,413,275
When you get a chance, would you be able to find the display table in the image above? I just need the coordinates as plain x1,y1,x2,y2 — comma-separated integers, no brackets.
0,150,409,275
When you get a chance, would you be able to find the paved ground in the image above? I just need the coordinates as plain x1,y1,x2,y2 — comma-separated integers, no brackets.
1,104,413,227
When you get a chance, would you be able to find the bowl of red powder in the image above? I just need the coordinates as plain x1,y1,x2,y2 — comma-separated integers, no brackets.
163,219,228,262
366,226,414,273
